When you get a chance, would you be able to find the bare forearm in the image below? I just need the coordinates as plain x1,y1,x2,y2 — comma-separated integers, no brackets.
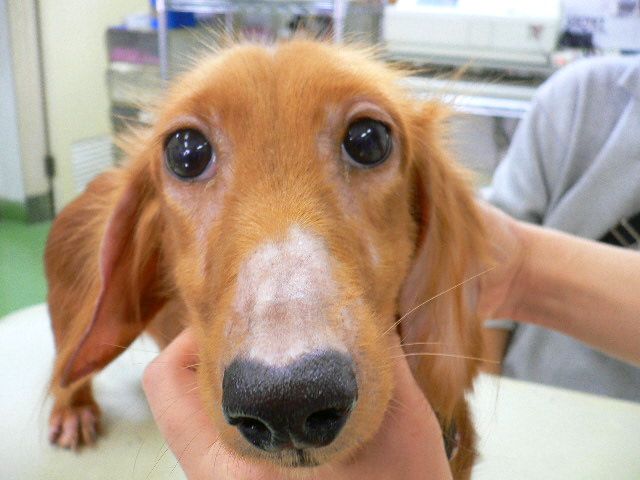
508,222,640,365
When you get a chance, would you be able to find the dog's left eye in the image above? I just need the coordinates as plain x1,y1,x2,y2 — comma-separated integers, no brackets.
343,119,391,168
164,128,214,179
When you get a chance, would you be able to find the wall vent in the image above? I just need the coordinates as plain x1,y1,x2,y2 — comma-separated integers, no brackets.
71,135,114,193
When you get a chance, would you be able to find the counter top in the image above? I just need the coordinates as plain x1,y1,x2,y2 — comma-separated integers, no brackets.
1,304,639,479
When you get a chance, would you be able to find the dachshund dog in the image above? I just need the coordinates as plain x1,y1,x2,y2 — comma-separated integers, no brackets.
46,40,486,478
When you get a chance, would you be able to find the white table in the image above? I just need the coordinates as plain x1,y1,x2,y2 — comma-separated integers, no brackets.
2,304,639,479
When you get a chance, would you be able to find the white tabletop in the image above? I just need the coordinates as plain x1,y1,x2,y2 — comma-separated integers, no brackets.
1,304,639,479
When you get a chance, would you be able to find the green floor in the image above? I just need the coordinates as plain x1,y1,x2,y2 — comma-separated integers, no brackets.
0,220,51,318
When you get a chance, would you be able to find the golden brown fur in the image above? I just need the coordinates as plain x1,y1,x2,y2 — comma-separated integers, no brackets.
46,40,486,478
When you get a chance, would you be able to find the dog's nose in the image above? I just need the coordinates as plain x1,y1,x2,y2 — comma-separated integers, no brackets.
222,351,357,452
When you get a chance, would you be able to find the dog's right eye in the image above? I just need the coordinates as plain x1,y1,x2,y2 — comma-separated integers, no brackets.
164,128,214,179
342,118,392,168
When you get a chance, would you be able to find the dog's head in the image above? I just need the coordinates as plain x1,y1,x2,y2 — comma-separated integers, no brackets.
58,40,485,468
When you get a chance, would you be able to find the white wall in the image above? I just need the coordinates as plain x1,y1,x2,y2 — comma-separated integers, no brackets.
0,0,25,202
38,0,147,211
6,0,49,204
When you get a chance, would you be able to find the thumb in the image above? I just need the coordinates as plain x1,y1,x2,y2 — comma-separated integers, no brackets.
142,329,219,458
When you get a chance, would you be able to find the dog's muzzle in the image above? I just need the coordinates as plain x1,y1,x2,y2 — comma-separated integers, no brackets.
222,350,358,453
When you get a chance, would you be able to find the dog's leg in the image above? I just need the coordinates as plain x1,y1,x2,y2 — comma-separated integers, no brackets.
49,380,100,449
44,169,164,449
45,199,105,449
47,291,104,449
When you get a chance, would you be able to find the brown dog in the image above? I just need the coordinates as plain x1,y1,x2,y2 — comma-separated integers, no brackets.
45,40,486,478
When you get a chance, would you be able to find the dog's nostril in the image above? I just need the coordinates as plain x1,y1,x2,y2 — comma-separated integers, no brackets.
230,416,273,450
303,408,350,446
305,408,344,430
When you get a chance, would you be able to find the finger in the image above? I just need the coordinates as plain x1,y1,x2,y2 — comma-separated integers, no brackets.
387,333,424,398
385,334,439,426
322,335,451,480
375,354,452,479
329,380,450,478
142,329,220,458
144,331,290,479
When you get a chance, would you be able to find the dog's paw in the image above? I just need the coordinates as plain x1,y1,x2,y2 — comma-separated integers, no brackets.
49,403,101,450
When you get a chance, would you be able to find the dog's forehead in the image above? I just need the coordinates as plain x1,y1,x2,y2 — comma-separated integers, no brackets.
165,42,404,126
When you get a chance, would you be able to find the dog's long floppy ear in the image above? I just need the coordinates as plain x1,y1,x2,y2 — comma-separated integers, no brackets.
399,101,487,418
53,165,165,387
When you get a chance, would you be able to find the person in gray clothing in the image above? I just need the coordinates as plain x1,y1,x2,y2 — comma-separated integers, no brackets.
483,55,640,402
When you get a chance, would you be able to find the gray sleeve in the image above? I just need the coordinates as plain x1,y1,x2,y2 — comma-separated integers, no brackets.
483,57,623,222
484,318,517,330
481,86,566,223
480,70,573,330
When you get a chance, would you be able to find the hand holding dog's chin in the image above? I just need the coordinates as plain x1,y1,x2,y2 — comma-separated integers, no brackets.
143,329,452,480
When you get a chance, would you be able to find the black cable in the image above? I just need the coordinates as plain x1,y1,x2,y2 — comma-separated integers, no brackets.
33,0,56,219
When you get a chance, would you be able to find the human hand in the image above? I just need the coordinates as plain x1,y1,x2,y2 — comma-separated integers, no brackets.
143,328,452,480
475,200,528,321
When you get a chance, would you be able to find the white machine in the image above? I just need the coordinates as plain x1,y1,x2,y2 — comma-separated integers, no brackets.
383,0,563,72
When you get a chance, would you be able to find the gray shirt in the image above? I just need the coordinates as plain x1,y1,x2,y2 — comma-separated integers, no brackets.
483,56,640,402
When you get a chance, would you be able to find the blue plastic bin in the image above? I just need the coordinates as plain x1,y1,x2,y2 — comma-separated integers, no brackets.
149,0,197,29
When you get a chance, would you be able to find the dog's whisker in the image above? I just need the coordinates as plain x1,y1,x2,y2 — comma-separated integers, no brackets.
210,440,223,471
391,352,499,364
131,437,144,477
141,362,201,368
97,342,138,351
380,266,496,339
154,384,201,422
369,340,446,351
400,341,444,347
170,402,211,475
205,433,223,458
183,362,201,371
145,441,172,480
171,429,204,475
97,341,199,357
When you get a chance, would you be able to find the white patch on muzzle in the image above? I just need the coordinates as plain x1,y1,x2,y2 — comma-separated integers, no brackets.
234,226,348,366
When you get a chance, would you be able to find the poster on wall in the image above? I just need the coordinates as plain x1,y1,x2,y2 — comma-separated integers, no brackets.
563,0,640,51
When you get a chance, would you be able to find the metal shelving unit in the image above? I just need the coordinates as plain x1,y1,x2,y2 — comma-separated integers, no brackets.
405,76,537,119
154,0,537,119
164,0,336,13
156,0,349,80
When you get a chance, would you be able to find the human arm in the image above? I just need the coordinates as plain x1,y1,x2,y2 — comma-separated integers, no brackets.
478,201,640,366
142,328,452,480
478,67,572,367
